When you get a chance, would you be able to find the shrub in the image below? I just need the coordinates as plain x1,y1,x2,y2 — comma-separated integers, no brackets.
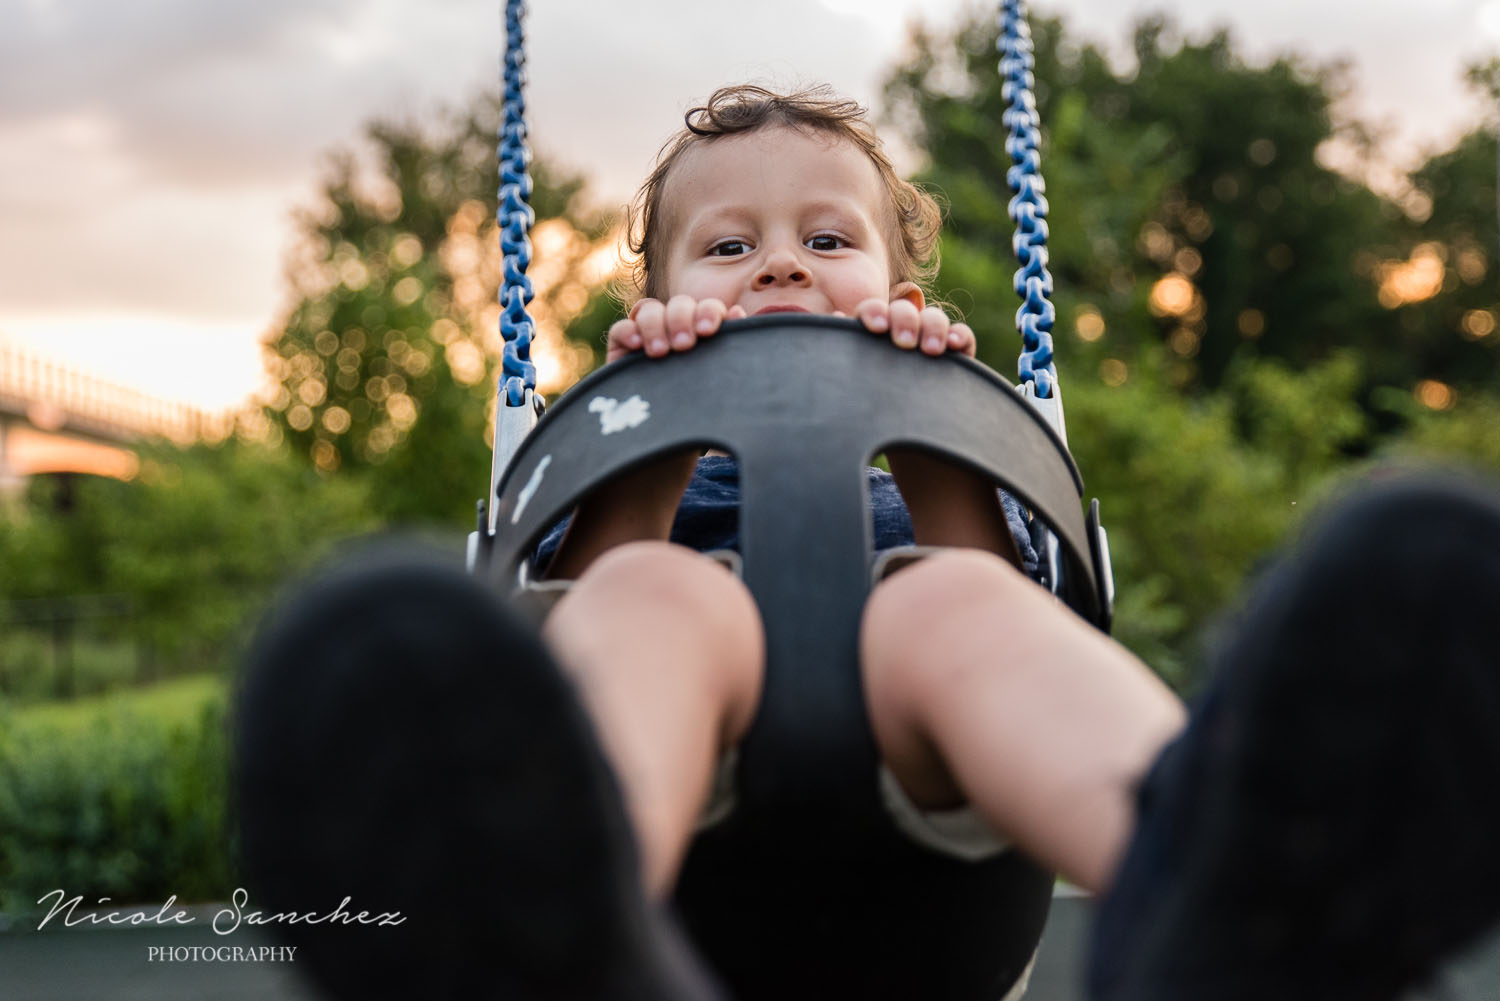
0,696,232,918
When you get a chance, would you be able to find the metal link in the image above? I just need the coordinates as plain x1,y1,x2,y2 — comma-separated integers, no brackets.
478,0,543,544
498,0,536,408
997,1,1058,398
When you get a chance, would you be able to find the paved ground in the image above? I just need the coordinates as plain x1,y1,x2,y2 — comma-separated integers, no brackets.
0,922,322,1001
4,891,1497,1000
0,893,1091,1000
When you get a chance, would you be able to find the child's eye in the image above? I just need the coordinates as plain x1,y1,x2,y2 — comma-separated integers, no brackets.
708,240,750,257
806,234,846,251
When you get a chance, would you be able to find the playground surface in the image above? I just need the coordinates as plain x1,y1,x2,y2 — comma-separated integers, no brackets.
3,892,1095,1000
5,890,1496,999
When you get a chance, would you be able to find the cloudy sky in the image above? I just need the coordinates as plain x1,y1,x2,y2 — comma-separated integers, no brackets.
3,0,1497,409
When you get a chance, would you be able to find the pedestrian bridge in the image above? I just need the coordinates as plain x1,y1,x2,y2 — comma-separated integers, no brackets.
0,339,234,487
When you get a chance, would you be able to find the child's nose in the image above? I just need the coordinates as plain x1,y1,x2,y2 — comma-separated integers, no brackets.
755,247,809,287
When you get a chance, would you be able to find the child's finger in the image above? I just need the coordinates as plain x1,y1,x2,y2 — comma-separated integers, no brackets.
605,319,642,363
727,305,748,320
888,299,920,349
855,298,890,334
665,295,698,352
949,322,977,357
632,299,670,357
919,306,950,355
694,299,727,338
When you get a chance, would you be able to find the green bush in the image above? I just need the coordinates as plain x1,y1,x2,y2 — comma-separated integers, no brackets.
0,437,376,690
0,694,232,917
1386,390,1500,476
1061,351,1366,690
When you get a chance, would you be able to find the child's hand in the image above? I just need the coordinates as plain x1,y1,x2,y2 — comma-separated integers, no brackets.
848,298,976,357
607,296,748,363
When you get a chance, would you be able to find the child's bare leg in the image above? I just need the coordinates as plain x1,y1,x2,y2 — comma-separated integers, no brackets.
544,541,764,899
861,548,1184,892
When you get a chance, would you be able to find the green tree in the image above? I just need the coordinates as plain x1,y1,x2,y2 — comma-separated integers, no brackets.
1060,350,1366,689
884,12,1401,396
265,94,616,527
0,441,373,677
1390,61,1500,393
1380,389,1500,476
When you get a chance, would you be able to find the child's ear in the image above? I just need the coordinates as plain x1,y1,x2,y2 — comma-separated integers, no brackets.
890,282,924,309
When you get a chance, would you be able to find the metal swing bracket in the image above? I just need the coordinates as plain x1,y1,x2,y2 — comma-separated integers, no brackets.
1019,377,1115,629
467,387,545,573
1019,377,1066,445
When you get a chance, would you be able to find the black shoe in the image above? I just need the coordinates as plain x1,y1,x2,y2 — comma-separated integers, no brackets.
233,541,722,1001
1090,472,1500,1001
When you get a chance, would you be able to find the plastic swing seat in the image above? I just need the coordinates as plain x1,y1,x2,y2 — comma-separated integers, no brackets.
475,315,1113,1001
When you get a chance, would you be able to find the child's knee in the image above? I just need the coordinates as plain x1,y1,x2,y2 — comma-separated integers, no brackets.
559,542,764,718
865,549,1028,652
579,541,757,628
861,549,1039,708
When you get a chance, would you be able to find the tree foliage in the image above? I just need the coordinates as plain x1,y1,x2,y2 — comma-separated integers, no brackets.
1395,112,1499,391
0,442,373,676
886,13,1413,396
263,95,616,527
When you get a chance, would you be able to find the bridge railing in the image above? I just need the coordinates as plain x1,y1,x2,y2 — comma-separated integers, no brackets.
0,340,234,444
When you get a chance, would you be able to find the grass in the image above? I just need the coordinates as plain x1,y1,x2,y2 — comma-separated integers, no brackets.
8,673,227,737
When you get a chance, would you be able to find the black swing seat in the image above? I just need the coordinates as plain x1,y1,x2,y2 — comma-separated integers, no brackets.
481,315,1112,1001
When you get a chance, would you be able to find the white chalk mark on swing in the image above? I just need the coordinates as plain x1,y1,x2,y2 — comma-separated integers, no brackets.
511,454,552,524
588,395,651,435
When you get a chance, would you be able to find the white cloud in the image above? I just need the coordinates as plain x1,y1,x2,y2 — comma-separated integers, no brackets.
1480,1,1500,38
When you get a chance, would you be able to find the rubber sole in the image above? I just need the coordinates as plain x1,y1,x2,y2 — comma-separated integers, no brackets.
1091,472,1500,1001
233,541,721,1001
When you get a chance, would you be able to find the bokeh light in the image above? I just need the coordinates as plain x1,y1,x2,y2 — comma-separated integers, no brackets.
1168,326,1200,358
1414,379,1455,411
1074,305,1106,342
1237,308,1266,339
1149,273,1197,317
1377,243,1446,308
1461,309,1497,340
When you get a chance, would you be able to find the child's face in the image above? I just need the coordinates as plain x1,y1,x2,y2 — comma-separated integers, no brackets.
658,126,919,315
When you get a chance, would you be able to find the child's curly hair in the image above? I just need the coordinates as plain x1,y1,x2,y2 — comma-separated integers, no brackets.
622,84,944,306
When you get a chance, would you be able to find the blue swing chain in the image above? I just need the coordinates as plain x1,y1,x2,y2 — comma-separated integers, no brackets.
498,0,537,408
998,0,1057,398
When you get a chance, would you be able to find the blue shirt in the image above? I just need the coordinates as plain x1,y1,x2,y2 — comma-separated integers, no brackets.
532,455,1039,578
